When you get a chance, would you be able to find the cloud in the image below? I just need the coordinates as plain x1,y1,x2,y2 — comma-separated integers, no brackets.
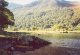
66,0,80,2
5,0,37,5
6,0,80,5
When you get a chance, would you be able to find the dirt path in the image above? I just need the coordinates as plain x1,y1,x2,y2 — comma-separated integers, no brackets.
12,45,80,55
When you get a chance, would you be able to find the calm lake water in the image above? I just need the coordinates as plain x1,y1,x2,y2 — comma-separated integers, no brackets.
33,33,80,39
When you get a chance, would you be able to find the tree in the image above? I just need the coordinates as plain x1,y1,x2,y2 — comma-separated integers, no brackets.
0,0,14,31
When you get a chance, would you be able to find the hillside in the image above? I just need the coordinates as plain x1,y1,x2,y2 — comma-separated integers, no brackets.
10,0,80,31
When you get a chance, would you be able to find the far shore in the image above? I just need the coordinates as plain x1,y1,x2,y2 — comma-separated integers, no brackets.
5,30,80,34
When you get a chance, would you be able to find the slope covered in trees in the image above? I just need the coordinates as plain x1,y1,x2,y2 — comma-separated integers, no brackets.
10,0,80,31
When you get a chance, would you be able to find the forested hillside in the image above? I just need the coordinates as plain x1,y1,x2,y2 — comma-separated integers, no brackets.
9,0,80,31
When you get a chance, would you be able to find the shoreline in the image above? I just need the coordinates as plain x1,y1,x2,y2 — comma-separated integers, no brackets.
5,30,80,33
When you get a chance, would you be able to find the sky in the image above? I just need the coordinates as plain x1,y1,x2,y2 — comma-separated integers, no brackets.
5,0,80,5
5,0,37,5
66,0,80,2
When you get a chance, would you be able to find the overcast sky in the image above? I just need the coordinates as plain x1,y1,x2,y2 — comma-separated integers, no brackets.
66,0,80,2
5,0,80,5
5,0,37,5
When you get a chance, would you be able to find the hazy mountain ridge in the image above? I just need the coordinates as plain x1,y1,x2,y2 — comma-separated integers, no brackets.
7,3,23,10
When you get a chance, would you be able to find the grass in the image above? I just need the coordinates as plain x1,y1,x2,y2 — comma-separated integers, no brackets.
4,30,80,39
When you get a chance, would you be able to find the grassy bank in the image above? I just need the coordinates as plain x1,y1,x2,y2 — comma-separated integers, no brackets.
4,30,80,39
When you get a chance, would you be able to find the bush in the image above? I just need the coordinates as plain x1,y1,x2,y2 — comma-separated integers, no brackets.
31,27,39,31
52,24,64,31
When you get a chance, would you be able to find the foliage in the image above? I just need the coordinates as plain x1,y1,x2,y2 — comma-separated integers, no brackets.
31,26,39,31
52,24,64,30
0,0,14,29
12,0,80,31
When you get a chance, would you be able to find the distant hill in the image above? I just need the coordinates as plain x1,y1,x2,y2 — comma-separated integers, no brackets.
7,3,23,10
9,0,80,31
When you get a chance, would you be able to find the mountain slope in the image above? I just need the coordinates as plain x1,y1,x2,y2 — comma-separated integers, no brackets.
12,0,80,30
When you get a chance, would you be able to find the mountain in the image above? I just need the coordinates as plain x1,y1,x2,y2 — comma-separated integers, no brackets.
11,0,80,31
7,3,23,10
